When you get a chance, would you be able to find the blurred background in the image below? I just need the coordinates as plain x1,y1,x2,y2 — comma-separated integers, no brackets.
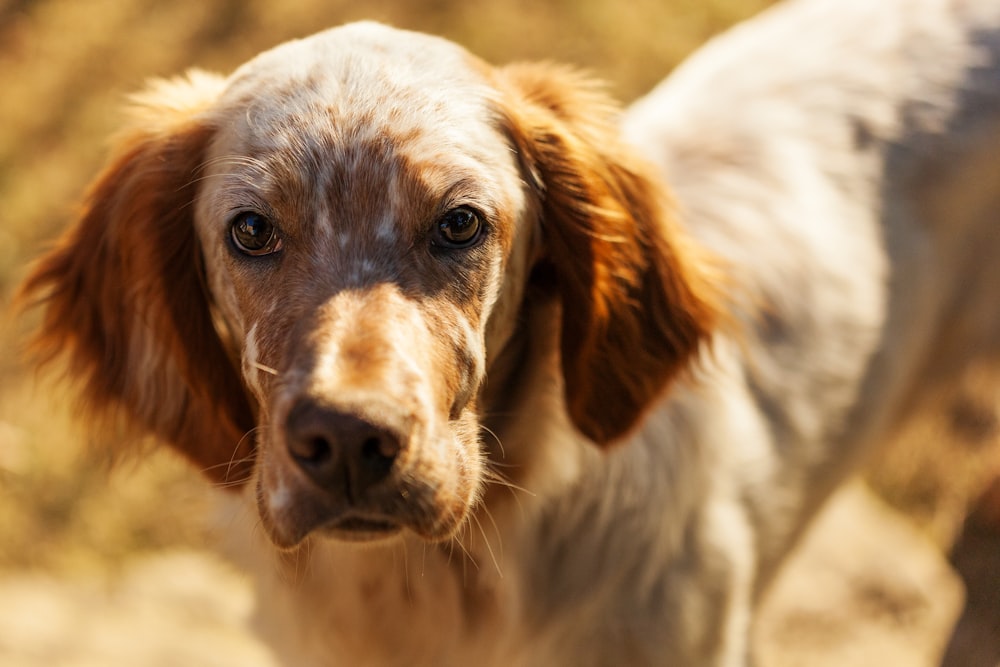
1,0,998,665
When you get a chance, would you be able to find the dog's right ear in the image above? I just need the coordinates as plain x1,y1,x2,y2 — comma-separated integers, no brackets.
19,70,257,486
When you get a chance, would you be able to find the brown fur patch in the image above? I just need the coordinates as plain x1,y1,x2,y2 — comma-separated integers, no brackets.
495,63,727,445
19,74,256,485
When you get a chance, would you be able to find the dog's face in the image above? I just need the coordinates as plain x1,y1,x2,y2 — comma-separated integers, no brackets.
23,23,721,549
196,25,532,546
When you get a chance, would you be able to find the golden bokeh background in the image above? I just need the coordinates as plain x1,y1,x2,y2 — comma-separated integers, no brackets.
1,1,997,665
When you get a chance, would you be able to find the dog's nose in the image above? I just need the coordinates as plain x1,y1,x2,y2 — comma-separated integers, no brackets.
285,399,401,499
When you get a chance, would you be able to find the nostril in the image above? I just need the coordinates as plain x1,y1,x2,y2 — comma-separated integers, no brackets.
363,434,399,460
293,435,333,466
285,402,338,470
361,435,398,475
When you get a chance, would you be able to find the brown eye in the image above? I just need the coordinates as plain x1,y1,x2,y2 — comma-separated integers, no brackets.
231,212,282,256
433,207,483,249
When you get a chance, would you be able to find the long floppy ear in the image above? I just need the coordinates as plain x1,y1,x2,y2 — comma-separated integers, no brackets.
497,63,725,445
19,70,256,486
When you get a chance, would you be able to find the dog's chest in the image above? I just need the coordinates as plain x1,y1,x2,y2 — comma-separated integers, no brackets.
248,537,526,666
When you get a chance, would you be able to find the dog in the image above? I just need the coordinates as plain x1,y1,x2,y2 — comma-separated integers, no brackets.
21,0,1000,663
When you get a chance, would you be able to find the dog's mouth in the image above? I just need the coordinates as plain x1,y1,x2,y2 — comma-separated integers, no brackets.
320,514,402,542
257,467,476,549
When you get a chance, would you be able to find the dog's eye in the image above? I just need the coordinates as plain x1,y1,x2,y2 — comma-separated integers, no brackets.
231,212,283,256
433,207,483,249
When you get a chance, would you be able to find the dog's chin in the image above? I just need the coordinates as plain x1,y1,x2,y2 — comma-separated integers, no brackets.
257,490,473,550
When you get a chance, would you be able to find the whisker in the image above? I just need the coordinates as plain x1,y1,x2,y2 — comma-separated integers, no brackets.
212,477,251,490
451,524,479,573
480,505,504,560
446,533,456,568
483,460,523,470
182,155,276,195
195,154,271,177
482,468,536,498
479,424,506,460
400,538,411,599
298,539,315,585
204,424,267,488
206,462,255,489
482,468,533,518
470,512,503,578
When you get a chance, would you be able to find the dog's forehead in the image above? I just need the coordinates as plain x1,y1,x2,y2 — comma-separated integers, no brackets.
234,21,479,77
202,21,517,227
218,22,498,149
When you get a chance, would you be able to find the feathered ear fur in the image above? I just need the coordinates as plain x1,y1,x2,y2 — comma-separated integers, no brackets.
497,63,725,445
19,70,256,485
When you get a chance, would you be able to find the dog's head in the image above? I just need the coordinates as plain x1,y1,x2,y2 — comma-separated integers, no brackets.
22,23,722,548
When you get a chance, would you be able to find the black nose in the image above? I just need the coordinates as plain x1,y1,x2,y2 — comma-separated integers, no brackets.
285,399,402,500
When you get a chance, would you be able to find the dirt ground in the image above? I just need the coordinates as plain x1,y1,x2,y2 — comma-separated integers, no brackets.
0,480,995,666
0,550,277,667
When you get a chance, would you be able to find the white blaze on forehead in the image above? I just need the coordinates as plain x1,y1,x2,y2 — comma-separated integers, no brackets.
375,210,397,242
311,199,336,246
344,258,379,287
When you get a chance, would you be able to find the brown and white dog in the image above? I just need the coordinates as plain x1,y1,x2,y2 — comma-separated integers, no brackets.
21,0,1000,664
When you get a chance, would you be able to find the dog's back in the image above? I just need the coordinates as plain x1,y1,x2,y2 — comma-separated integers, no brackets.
623,0,1000,583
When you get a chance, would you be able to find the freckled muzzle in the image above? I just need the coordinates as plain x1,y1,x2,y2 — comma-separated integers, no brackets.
255,284,485,548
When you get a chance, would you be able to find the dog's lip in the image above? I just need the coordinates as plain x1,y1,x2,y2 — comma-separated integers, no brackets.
258,484,404,547
318,513,403,542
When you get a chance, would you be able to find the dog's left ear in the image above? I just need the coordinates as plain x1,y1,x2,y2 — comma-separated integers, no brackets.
497,63,725,446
